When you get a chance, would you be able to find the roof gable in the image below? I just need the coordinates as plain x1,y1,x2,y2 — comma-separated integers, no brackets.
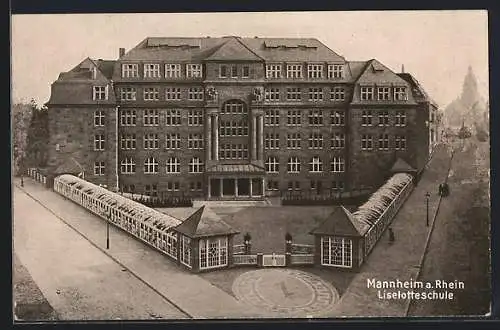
310,206,363,237
205,38,262,61
174,206,239,238
54,157,85,175
357,59,409,85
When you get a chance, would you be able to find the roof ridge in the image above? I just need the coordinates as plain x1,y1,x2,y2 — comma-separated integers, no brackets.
235,37,264,61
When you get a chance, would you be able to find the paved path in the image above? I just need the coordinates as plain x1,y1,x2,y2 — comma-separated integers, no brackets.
14,180,264,319
13,186,188,320
329,144,453,317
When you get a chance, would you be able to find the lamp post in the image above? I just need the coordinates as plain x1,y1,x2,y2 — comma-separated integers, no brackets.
425,192,430,227
106,209,110,249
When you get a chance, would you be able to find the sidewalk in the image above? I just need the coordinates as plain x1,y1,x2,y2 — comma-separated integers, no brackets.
14,179,266,319
329,144,453,317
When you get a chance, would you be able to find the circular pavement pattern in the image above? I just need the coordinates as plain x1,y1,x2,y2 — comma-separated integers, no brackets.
232,269,339,317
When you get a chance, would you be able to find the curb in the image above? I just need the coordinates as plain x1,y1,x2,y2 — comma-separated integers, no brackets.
404,150,455,316
14,183,193,319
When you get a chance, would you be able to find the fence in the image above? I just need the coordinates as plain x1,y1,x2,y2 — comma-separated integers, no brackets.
363,179,414,257
290,254,315,265
121,192,193,208
233,244,246,255
27,168,47,186
281,188,373,206
262,254,286,267
290,243,314,254
233,254,258,266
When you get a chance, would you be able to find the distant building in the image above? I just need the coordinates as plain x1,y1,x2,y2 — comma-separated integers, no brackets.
45,36,435,199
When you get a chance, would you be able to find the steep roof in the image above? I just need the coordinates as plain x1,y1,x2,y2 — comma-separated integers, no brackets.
398,72,438,107
205,37,263,61
390,158,417,173
53,157,85,175
357,59,410,85
310,206,363,237
174,206,240,238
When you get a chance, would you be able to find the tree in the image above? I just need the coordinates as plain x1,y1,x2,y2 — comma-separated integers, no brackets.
12,102,33,176
25,101,49,169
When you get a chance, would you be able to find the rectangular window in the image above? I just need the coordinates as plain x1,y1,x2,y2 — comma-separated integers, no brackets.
378,111,389,126
220,120,248,137
120,109,137,126
378,87,391,100
331,111,345,126
165,133,181,149
287,157,301,173
120,87,136,101
121,64,139,78
265,109,280,126
143,133,159,149
330,87,345,101
165,64,181,78
308,88,323,101
144,64,160,78
286,88,301,101
199,237,228,270
286,133,301,149
378,134,389,150
187,109,203,126
143,109,159,126
394,87,408,101
231,66,238,78
93,86,108,100
361,110,373,126
165,87,182,100
395,111,407,126
143,87,159,101
265,133,280,150
165,109,181,126
265,88,280,102
360,86,374,101
186,64,202,78
265,156,279,173
166,181,181,192
361,134,373,150
94,110,105,127
94,161,105,176
94,134,105,151
321,237,352,267
287,181,301,191
307,64,323,78
308,133,323,149
187,134,204,150
189,181,203,191
188,87,204,100
120,157,136,174
286,64,303,78
242,66,250,78
266,64,282,79
331,133,345,149
144,184,158,197
219,144,248,160
219,65,227,78
308,109,323,126
395,135,407,150
267,180,279,191
120,134,137,150
331,181,345,191
328,64,344,79
287,110,302,126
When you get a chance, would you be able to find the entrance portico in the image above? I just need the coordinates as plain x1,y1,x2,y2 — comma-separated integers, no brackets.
206,164,265,200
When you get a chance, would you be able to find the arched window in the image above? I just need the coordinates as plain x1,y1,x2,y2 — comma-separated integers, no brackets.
265,156,279,173
287,156,301,173
331,156,345,173
309,156,323,173
144,157,158,174
189,157,204,173
166,157,180,173
121,157,136,174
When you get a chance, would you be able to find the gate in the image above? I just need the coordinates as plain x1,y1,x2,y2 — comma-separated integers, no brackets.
262,253,286,267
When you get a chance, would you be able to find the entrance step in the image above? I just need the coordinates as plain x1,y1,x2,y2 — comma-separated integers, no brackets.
193,199,272,208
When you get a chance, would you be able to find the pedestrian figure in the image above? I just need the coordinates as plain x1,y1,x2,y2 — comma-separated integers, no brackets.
20,176,24,187
388,227,395,244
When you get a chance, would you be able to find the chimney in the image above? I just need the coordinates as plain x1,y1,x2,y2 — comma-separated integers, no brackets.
119,48,125,58
401,64,405,73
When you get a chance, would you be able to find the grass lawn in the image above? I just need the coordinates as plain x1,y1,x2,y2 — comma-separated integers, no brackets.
212,205,358,253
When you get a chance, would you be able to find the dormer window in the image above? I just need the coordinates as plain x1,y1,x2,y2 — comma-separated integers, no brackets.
186,64,202,78
219,65,228,78
307,64,323,79
266,64,282,79
93,85,108,100
394,87,408,101
328,64,344,79
165,64,181,78
286,64,302,79
360,86,374,101
377,87,390,100
144,64,160,78
121,64,139,78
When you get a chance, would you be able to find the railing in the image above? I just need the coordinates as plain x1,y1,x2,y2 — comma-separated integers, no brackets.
233,254,258,265
363,179,414,256
27,168,48,186
281,188,373,206
262,254,286,267
290,254,315,265
291,243,314,254
233,244,246,255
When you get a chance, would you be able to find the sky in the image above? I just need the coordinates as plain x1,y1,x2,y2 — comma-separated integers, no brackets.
11,10,488,108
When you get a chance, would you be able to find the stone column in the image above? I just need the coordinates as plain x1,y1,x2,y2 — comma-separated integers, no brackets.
262,177,265,196
252,115,257,160
258,115,264,160
214,114,219,161
249,178,253,197
234,178,238,197
219,178,223,197
206,114,212,161
207,179,211,199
